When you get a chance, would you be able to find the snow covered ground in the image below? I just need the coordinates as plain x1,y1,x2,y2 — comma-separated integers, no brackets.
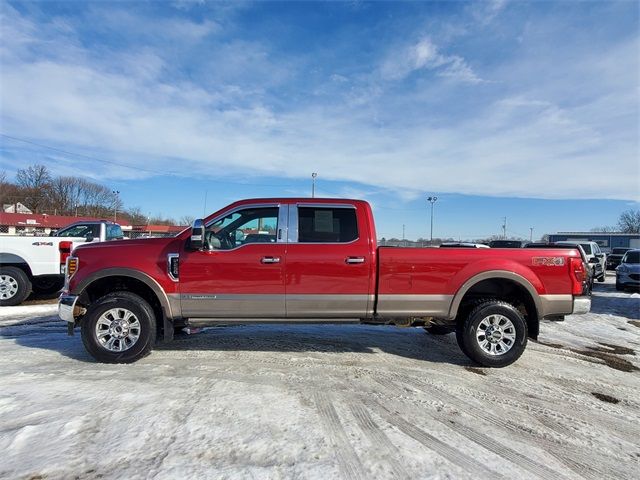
1,274,638,480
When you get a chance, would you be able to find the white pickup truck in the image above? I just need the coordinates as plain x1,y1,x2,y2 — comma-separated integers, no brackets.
0,220,123,306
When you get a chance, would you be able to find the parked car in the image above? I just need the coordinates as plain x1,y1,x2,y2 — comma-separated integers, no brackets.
0,220,123,306
59,197,591,367
555,241,606,283
489,240,525,248
616,249,640,291
524,242,593,294
439,242,490,248
607,247,632,270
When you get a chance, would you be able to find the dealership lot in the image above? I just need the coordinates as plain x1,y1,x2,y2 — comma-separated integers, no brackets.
1,275,638,480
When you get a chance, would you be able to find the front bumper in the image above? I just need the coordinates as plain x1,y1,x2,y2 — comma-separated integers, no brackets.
572,296,591,315
58,294,79,323
616,272,640,286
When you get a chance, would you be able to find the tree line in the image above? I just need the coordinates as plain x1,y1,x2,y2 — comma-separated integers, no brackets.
0,165,182,226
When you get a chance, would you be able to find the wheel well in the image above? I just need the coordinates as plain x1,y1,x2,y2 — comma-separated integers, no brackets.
456,278,539,339
80,276,166,336
1,262,33,279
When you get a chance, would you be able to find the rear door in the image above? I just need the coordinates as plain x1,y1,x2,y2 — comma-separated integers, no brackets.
284,203,373,317
179,204,287,317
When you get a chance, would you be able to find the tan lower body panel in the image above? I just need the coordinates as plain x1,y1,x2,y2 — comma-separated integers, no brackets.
375,294,454,318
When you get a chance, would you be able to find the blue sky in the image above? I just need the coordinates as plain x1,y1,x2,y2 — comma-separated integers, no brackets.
0,0,638,240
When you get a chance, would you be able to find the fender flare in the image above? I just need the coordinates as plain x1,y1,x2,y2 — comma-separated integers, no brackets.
447,270,542,320
74,268,178,320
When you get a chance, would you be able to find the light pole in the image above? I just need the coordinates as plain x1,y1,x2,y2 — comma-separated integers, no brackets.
427,196,438,245
112,190,120,222
529,227,534,242
311,172,318,198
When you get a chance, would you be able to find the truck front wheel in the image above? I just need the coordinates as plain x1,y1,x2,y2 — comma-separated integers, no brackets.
81,292,156,363
0,266,32,306
456,300,527,368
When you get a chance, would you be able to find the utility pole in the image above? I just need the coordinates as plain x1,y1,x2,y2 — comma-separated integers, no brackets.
402,224,405,240
112,190,120,222
427,196,438,245
75,204,79,217
502,216,507,239
529,227,534,242
311,172,318,198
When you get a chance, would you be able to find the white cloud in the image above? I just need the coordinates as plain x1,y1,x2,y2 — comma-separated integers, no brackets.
0,5,638,202
380,37,483,83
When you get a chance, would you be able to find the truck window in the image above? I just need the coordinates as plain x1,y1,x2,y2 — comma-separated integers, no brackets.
205,207,278,250
297,207,358,243
56,224,99,239
580,243,592,255
106,224,124,240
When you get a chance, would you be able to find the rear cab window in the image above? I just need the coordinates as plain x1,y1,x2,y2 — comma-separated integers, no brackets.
106,224,124,240
297,206,358,243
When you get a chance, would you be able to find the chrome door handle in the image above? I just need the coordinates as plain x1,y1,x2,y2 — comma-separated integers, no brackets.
345,256,365,264
261,256,281,264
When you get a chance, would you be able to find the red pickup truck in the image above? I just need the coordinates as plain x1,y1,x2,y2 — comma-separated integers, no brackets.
59,198,591,367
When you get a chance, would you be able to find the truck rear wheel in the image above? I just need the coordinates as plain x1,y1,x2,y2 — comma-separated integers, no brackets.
0,266,32,306
81,292,156,363
456,300,527,368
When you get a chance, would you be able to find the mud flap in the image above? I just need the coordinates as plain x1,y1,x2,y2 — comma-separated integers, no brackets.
163,316,174,343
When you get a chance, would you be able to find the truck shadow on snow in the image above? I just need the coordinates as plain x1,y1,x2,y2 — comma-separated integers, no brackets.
1,319,471,366
155,324,471,366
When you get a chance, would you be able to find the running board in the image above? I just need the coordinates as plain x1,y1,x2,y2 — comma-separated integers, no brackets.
187,317,362,327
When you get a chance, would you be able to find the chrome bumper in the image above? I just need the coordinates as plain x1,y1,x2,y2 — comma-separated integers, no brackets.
58,294,79,323
572,296,591,315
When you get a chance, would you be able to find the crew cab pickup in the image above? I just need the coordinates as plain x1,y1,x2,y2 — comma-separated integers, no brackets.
0,220,123,306
59,198,591,367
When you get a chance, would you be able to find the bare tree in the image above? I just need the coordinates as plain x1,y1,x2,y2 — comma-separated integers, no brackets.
126,207,148,225
617,209,640,233
179,215,195,226
15,164,52,213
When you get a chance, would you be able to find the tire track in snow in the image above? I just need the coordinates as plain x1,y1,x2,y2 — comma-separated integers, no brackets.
313,391,367,480
374,375,632,479
363,397,503,479
347,403,411,479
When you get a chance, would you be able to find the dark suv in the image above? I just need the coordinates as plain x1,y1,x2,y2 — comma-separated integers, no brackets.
607,247,631,270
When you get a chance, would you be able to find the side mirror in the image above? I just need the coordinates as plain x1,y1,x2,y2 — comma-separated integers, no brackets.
190,219,205,250
85,235,94,242
589,257,599,264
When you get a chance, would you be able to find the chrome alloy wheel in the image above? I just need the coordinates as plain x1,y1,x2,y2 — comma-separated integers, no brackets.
95,308,141,352
476,314,516,356
0,274,19,300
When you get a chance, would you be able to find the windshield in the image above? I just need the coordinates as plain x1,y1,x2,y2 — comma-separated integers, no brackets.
579,243,592,255
622,251,640,264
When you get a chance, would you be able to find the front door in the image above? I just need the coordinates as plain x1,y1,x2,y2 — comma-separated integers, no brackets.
179,204,287,318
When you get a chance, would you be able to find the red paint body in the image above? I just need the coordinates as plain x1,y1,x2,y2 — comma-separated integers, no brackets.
67,198,584,317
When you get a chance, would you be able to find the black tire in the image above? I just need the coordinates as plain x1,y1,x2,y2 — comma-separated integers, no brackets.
0,266,32,306
424,325,454,335
597,273,606,283
456,300,527,368
81,292,156,363
615,282,624,291
32,276,65,295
